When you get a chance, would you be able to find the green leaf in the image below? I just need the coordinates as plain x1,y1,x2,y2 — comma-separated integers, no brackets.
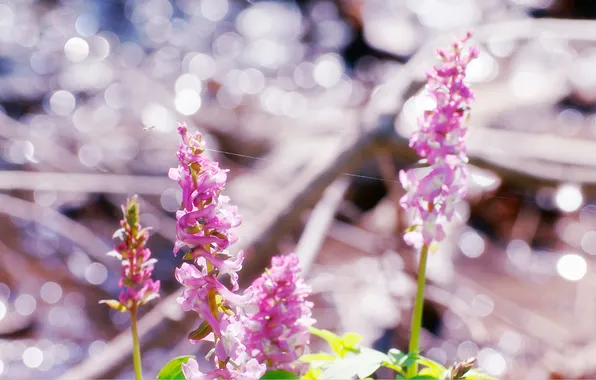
410,376,439,380
99,299,127,312
419,367,443,378
320,347,390,380
309,327,343,356
188,321,213,341
300,353,337,363
261,370,298,379
417,356,447,377
387,349,420,368
156,356,194,380
301,366,322,380
341,332,363,349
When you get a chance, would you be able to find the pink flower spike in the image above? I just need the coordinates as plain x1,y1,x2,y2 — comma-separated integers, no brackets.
170,124,264,379
100,196,160,312
399,33,477,248
242,253,315,375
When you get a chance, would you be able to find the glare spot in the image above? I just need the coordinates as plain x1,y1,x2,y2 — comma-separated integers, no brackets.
282,92,307,118
457,341,478,360
498,331,522,354
88,340,108,358
249,39,285,68
15,294,36,316
40,282,63,304
161,188,182,212
175,89,202,115
75,14,99,37
506,240,531,267
509,67,547,100
238,68,265,95
471,294,494,317
478,348,506,377
78,144,103,167
555,183,583,213
141,103,175,132
470,168,500,189
201,0,228,22
188,53,216,80
64,37,90,63
0,359,4,375
313,54,343,88
85,262,108,285
0,300,6,321
581,231,596,255
0,283,10,300
459,230,485,258
67,251,91,278
557,254,587,281
465,51,499,83
175,74,202,93
7,140,35,164
236,5,272,38
23,347,43,368
104,83,126,109
49,90,76,116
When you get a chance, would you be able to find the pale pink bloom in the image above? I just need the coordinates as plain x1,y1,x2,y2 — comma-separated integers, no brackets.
400,33,477,248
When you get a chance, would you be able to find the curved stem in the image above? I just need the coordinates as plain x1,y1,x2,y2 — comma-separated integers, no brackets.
407,244,429,378
130,305,143,380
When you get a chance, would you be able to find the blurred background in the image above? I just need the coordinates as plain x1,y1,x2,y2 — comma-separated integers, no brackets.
2,0,596,379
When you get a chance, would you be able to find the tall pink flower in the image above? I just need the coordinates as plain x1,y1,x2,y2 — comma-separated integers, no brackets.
399,33,478,248
242,253,315,374
100,196,160,312
170,123,264,379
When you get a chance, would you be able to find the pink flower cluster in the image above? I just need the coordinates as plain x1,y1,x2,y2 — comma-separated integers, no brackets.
399,33,478,249
102,196,160,311
242,253,315,374
169,123,265,379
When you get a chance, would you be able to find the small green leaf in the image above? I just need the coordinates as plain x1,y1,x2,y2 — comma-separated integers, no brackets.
300,353,337,363
99,299,127,312
309,327,343,355
301,366,322,380
410,376,438,380
320,347,389,380
188,321,213,341
157,355,194,380
387,350,419,368
341,332,363,349
417,356,447,377
261,370,298,379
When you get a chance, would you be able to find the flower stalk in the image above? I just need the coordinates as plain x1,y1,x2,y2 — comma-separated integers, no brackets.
130,305,143,380
407,244,429,377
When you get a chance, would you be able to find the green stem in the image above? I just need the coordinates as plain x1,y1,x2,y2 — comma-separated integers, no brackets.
407,244,430,378
130,305,143,380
